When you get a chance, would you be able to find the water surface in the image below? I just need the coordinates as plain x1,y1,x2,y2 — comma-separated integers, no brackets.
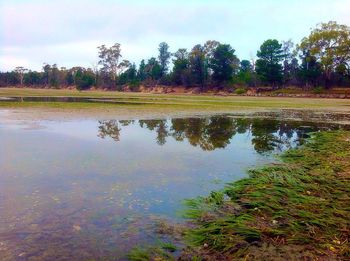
0,116,346,260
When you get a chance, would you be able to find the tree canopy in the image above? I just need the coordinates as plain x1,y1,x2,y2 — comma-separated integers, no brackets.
255,39,284,86
299,21,350,87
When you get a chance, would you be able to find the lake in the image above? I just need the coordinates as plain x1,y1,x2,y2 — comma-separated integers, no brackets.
0,116,347,260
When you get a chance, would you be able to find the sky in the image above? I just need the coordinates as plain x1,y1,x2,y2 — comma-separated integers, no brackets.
1,0,350,71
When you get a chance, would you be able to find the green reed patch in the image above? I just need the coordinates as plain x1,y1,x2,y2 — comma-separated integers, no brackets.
182,131,350,260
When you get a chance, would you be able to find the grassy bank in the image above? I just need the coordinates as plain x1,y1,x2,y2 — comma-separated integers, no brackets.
179,131,350,260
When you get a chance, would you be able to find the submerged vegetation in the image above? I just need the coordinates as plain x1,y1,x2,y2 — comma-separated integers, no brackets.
180,130,350,259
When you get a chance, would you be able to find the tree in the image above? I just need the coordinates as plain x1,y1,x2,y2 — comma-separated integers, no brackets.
298,49,322,87
209,44,239,85
65,69,75,86
298,21,350,88
203,40,220,79
50,64,60,87
75,68,95,90
240,60,253,72
158,42,171,77
189,44,207,90
14,66,28,85
255,39,284,86
41,63,60,87
204,41,220,57
24,71,42,85
118,63,138,85
137,59,147,81
281,40,298,84
172,48,190,85
237,60,256,86
97,43,129,86
145,57,162,81
42,63,51,85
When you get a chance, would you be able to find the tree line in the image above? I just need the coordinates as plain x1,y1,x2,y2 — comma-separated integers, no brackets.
1,21,349,90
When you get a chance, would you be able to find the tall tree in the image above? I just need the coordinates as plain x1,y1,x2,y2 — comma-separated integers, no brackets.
209,44,239,84
189,44,207,90
203,40,220,78
281,40,297,84
13,66,28,85
50,64,60,87
158,42,171,77
298,21,350,88
172,48,189,85
145,57,162,81
97,43,129,85
138,59,147,81
42,63,51,85
203,40,221,60
255,39,284,86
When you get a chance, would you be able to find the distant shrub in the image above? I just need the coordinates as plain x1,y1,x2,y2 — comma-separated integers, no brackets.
235,88,247,95
312,86,324,94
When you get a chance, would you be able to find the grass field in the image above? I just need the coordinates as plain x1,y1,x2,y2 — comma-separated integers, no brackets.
0,88,350,112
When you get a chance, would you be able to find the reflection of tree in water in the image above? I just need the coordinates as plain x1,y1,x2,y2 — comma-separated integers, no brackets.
171,117,236,151
250,119,281,153
139,120,168,145
98,120,121,141
119,120,135,126
97,117,340,153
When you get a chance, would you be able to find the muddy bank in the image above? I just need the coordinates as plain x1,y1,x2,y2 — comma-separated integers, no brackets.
123,85,350,98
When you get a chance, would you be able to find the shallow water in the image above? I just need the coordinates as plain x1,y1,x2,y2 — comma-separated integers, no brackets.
0,116,347,260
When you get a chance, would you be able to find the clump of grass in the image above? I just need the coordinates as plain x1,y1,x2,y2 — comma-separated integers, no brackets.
127,247,150,261
182,131,350,259
160,242,177,252
127,241,177,261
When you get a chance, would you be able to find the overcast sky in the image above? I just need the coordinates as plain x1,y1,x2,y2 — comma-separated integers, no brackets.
1,0,350,71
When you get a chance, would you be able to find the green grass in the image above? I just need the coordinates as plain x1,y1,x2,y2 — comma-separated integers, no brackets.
181,131,350,260
127,242,177,261
0,87,349,112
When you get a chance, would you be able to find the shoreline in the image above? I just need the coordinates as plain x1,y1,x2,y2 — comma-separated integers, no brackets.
1,107,350,125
